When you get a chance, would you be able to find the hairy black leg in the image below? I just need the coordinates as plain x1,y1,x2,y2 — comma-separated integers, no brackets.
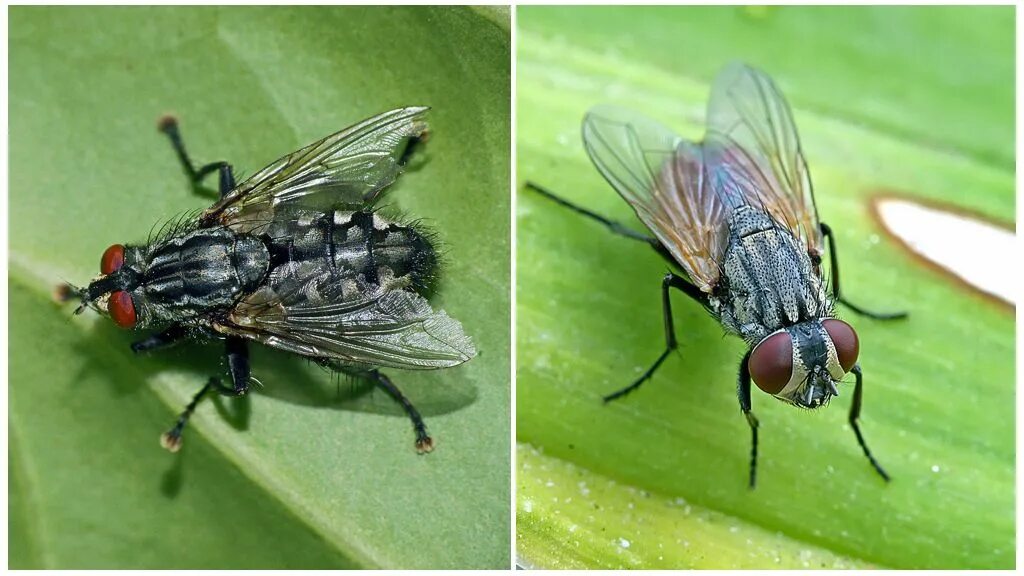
216,162,236,198
603,272,707,402
158,116,235,197
130,324,188,353
215,336,251,396
366,370,433,453
159,337,250,452
820,222,908,320
737,349,759,488
160,378,215,452
849,364,890,481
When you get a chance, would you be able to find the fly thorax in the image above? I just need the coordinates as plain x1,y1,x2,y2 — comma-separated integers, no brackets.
140,229,270,320
720,206,826,343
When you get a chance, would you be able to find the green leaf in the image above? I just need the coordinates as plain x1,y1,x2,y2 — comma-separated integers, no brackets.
517,444,872,569
517,6,1014,570
10,6,509,569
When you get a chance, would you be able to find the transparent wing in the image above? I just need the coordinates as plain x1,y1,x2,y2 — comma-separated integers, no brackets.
202,106,429,234
704,62,823,254
582,105,729,293
216,261,475,370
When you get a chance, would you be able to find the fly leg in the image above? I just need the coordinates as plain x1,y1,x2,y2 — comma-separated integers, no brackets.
215,336,252,396
737,349,759,488
159,337,250,452
362,369,434,454
158,116,236,198
849,364,890,481
160,378,214,452
526,181,709,400
525,182,660,245
820,222,908,320
130,324,189,353
603,272,707,402
527,181,678,266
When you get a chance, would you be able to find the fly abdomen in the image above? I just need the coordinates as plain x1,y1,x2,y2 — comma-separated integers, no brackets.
720,206,828,343
362,213,436,288
143,229,270,313
266,209,436,290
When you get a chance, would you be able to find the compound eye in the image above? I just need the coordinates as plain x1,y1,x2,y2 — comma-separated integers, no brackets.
748,331,793,394
101,244,125,275
107,290,137,328
823,319,859,373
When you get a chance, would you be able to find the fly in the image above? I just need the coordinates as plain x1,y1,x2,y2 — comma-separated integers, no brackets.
526,63,906,487
64,107,476,453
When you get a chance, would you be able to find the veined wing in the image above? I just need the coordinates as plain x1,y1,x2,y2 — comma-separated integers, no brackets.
216,261,475,370
704,62,823,255
201,106,430,234
582,105,729,293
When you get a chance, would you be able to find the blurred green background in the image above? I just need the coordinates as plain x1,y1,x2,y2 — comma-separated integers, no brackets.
10,6,510,569
517,6,1014,569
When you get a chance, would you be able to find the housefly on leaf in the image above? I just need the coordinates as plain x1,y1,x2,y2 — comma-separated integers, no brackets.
527,63,906,487
64,106,475,453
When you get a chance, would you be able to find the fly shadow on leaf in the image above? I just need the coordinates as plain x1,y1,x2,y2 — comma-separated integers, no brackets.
64,319,478,498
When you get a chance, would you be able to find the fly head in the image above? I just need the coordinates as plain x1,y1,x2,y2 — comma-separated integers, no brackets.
747,318,859,409
75,243,149,329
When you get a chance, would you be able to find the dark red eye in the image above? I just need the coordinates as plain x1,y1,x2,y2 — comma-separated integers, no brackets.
101,244,125,275
107,290,137,328
823,319,859,373
748,330,793,394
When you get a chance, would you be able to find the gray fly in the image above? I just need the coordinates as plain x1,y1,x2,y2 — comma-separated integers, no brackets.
66,107,475,452
527,63,906,487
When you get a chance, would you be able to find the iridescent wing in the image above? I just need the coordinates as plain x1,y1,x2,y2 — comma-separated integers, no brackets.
201,106,429,234
704,63,823,255
582,105,730,293
215,260,475,370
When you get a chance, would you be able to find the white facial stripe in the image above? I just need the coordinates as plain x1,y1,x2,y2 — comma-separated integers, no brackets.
777,334,808,397
821,323,846,380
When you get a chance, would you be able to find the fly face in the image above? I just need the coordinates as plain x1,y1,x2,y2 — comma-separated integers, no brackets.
76,243,148,328
748,319,859,409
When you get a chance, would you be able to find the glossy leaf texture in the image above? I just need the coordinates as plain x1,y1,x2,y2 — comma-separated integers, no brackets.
516,6,1013,569
10,6,510,569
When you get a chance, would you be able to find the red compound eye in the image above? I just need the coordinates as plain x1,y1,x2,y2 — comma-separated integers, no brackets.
748,330,794,395
823,319,859,373
107,290,137,328
101,244,125,275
